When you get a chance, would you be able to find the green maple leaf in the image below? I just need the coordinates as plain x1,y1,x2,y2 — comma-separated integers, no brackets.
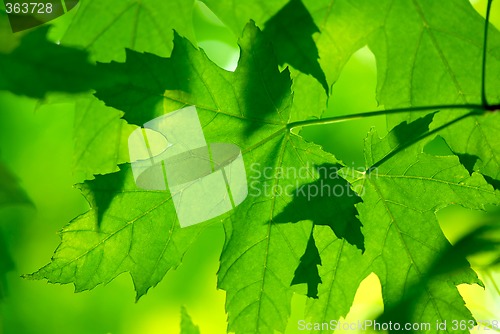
0,0,199,182
15,1,500,333
3,0,195,180
202,0,500,189
301,114,438,331
298,115,499,333
94,22,299,128
29,22,355,334
366,0,500,185
335,117,499,332
217,136,336,334
201,0,330,126
199,1,500,169
52,0,200,181
299,0,385,86
201,0,384,86
26,164,204,299
0,24,145,181
380,209,500,326
432,111,500,186
198,0,386,144
369,0,500,111
0,26,138,180
61,0,197,62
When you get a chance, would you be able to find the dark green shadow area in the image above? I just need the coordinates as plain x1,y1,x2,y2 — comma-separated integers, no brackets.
273,163,364,298
274,163,364,250
263,0,328,94
0,25,97,98
94,32,194,126
290,232,322,299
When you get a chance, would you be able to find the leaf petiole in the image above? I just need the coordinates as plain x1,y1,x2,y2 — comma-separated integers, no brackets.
481,0,494,106
287,103,488,130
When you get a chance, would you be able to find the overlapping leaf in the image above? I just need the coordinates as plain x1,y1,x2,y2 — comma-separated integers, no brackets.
10,1,500,333
27,164,204,298
433,110,500,187
73,96,136,181
369,0,500,111
30,23,358,334
201,0,332,124
380,209,500,325
366,0,500,186
61,0,197,62
336,117,499,332
202,0,385,86
0,26,97,98
302,114,436,332
262,0,328,93
0,26,140,181
54,0,200,180
202,0,500,190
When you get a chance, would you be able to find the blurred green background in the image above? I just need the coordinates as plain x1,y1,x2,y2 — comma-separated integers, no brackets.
0,1,499,333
